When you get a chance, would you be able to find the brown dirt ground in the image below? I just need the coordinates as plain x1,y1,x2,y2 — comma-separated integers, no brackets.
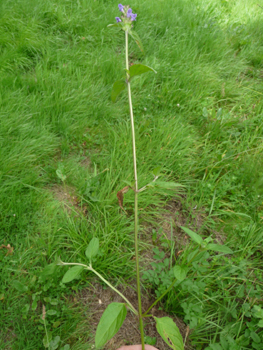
50,184,88,216
143,198,226,250
78,282,193,350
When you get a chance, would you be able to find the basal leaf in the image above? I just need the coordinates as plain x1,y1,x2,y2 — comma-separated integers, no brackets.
128,64,157,78
206,244,233,254
251,331,261,343
49,336,61,350
155,317,184,350
173,265,188,281
32,298,38,311
43,332,52,348
95,303,127,348
47,309,57,316
181,226,203,245
60,345,70,350
41,263,57,277
85,237,99,260
129,30,144,53
111,80,126,102
13,280,28,292
62,266,84,284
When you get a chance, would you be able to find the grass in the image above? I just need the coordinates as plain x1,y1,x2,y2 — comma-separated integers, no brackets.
0,0,263,349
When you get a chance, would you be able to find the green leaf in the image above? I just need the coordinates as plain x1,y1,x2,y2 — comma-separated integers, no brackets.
181,226,203,245
50,336,61,350
251,331,261,343
43,332,52,348
206,244,233,254
56,167,66,182
107,23,122,28
123,180,135,188
209,344,223,350
62,266,84,284
85,237,99,260
22,304,30,314
13,280,28,292
95,302,127,348
155,317,184,350
173,265,188,281
52,320,61,328
111,80,126,102
60,345,70,350
128,64,156,79
129,30,144,53
258,320,263,327
32,299,38,311
41,263,57,277
253,305,263,318
47,309,57,316
152,167,162,177
156,181,183,190
144,336,157,346
220,334,229,350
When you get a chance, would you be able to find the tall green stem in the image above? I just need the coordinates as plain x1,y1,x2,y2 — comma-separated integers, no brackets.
125,30,145,350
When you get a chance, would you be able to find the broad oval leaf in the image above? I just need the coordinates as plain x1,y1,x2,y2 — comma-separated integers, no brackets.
62,266,84,284
95,302,127,348
129,64,157,78
32,299,38,311
111,80,126,102
43,332,52,348
251,331,261,343
173,265,188,281
155,317,184,350
41,263,57,277
49,336,61,350
13,280,28,292
181,226,203,245
85,237,99,260
60,345,70,350
129,30,144,53
47,309,57,316
206,244,233,254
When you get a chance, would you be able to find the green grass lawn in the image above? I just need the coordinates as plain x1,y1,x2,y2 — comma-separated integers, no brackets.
1,0,263,349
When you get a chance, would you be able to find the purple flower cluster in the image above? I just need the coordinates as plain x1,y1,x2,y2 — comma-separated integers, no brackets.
127,8,137,21
118,4,124,12
115,4,137,23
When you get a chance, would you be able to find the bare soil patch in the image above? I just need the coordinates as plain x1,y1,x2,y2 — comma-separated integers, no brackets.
143,198,226,251
50,184,88,216
78,282,193,350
